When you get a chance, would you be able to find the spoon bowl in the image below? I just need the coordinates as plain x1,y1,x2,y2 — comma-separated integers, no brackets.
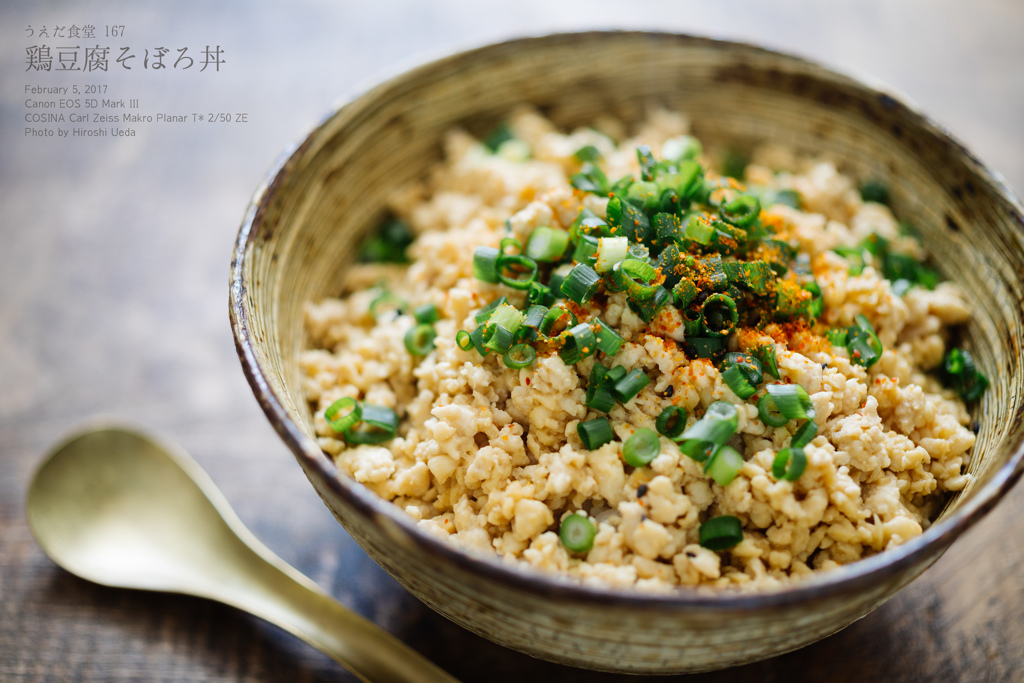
27,423,458,683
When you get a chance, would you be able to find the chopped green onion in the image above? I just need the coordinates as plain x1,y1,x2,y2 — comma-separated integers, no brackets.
324,396,361,433
468,324,490,356
680,439,715,463
612,369,650,404
571,162,610,195
623,428,661,467
656,406,688,440
721,149,748,180
757,393,789,427
673,278,700,308
762,188,801,210
539,305,576,337
369,290,405,319
499,236,521,255
847,314,882,368
825,328,848,347
859,180,890,205
720,195,761,228
482,323,514,354
680,400,738,444
521,304,549,336
705,444,744,487
561,263,602,304
413,303,439,324
686,336,726,360
765,384,815,420
482,123,515,152
675,160,705,199
683,214,715,245
343,404,400,445
474,296,507,324
701,293,738,337
503,343,537,370
473,246,501,283
578,417,614,450
541,306,576,337
721,365,757,400
525,282,555,307
942,348,989,403
833,246,866,276
629,286,671,323
752,344,779,379
559,322,597,365
636,145,658,181
525,227,570,262
699,515,743,550
456,329,474,351
595,236,630,273
772,446,807,481
586,364,617,413
358,217,414,263
487,303,524,335
404,323,437,356
559,514,596,553
592,318,624,356
627,181,661,211
574,144,603,163
496,254,538,290
792,420,817,448
661,136,702,163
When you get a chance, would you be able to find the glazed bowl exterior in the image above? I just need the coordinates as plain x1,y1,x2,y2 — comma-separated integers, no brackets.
229,31,1024,673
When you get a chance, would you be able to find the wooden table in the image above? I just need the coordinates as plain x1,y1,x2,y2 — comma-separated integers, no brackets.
2,1,1022,680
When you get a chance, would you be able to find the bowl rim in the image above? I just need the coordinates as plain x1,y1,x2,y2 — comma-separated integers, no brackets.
229,29,1024,611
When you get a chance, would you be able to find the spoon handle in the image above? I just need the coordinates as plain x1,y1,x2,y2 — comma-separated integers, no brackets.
217,547,460,683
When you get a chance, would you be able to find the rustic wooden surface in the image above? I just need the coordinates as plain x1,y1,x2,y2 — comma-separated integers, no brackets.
2,1,1022,681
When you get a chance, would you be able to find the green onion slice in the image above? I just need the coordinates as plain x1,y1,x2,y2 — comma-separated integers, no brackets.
369,290,405,319
482,323,514,354
846,314,883,368
455,329,474,351
503,343,537,370
561,263,602,304
699,515,743,550
473,296,507,325
499,236,521,255
468,324,490,356
656,406,687,440
343,404,400,445
765,384,815,421
559,322,597,365
612,369,651,404
720,194,761,228
595,236,630,273
404,323,437,356
623,428,661,467
752,344,779,379
559,514,597,553
496,254,538,290
772,446,807,481
592,318,624,357
792,420,817,448
705,444,744,487
757,393,789,427
679,401,738,445
539,305,576,337
525,227,569,262
701,293,739,337
324,396,361,433
412,303,439,324
721,365,757,400
578,417,614,450
473,246,501,283
586,364,617,413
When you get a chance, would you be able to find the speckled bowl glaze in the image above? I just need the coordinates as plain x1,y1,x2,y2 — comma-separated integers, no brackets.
230,32,1024,673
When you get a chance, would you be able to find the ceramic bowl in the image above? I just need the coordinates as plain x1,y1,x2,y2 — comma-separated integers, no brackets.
229,31,1024,673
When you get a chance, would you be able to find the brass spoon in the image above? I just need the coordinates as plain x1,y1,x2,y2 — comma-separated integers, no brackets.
26,423,459,683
